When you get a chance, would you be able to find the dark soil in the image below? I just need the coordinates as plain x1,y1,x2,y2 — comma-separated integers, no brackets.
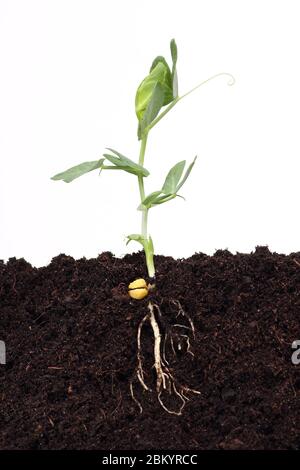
0,246,299,450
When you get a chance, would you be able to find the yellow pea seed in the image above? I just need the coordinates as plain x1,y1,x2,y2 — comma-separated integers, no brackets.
128,278,147,290
128,287,148,300
128,278,149,300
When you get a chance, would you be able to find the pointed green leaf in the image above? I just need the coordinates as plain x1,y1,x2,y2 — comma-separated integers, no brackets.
136,59,173,122
103,154,136,174
102,163,143,176
106,148,127,159
176,156,197,192
103,154,123,166
149,57,173,104
126,233,145,247
138,190,163,210
170,39,178,98
51,159,104,183
150,56,171,77
162,160,186,194
151,193,176,206
103,152,149,177
106,148,149,176
138,191,179,210
139,81,165,139
170,39,177,66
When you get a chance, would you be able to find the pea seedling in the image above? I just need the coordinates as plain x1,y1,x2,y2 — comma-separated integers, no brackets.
52,40,234,414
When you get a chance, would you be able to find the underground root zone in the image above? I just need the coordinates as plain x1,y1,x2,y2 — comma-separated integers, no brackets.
0,246,299,450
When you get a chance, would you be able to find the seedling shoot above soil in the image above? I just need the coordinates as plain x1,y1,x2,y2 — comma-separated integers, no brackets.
51,40,234,415
51,39,234,286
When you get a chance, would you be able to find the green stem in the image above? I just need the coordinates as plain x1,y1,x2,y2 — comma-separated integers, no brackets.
137,133,155,278
134,73,235,279
141,210,148,239
138,134,147,202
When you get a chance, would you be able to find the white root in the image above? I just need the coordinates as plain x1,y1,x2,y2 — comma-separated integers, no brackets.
162,332,169,365
136,314,151,391
131,300,200,415
148,302,167,391
171,299,196,338
178,334,195,357
129,381,143,414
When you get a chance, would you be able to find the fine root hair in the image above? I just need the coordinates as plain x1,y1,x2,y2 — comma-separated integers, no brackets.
130,300,200,415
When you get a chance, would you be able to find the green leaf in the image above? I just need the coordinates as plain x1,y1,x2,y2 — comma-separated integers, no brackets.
107,148,149,176
51,159,104,183
135,60,173,122
149,57,173,104
170,39,178,98
103,150,149,177
176,156,197,192
138,190,163,210
135,41,180,138
102,163,143,176
136,156,196,211
139,82,165,139
150,56,171,77
126,233,145,247
162,160,186,194
151,193,176,206
170,39,177,66
106,148,134,162
138,191,178,210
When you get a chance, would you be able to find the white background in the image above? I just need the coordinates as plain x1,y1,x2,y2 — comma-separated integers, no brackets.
1,0,300,267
